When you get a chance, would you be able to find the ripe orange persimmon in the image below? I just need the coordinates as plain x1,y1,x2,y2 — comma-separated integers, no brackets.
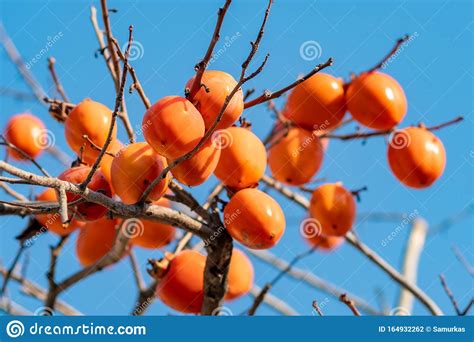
186,70,243,130
170,138,221,186
58,166,112,221
156,250,205,313
224,188,285,249
214,127,267,189
284,73,346,130
35,188,83,236
76,217,118,267
131,199,176,249
4,113,46,160
225,249,254,301
99,139,124,189
111,142,169,204
346,71,407,130
268,127,324,186
305,233,344,251
387,127,446,188
143,96,205,159
309,183,356,237
64,99,116,164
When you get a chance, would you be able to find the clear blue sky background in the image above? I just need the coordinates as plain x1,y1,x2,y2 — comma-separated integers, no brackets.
0,0,472,316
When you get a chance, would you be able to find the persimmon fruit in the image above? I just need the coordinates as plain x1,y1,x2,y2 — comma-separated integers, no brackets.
346,71,407,130
131,199,176,249
225,249,254,300
305,233,344,251
387,127,446,188
214,127,267,189
186,70,243,130
58,165,112,221
156,250,205,314
4,113,46,160
309,183,356,237
284,73,346,130
268,127,324,186
170,138,221,186
224,188,285,249
35,188,83,236
64,99,116,164
76,217,118,267
143,96,205,159
111,142,169,204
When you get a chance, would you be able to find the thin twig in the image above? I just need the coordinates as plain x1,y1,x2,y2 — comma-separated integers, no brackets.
187,0,233,100
248,247,316,315
0,135,51,177
0,264,82,315
244,57,333,109
451,245,474,276
80,25,133,189
368,35,410,73
47,57,70,102
129,250,146,291
0,23,48,104
1,243,25,294
312,301,324,316
320,116,464,141
248,283,271,315
100,0,121,91
439,274,461,315
90,6,118,85
249,285,298,316
45,235,70,310
339,293,361,316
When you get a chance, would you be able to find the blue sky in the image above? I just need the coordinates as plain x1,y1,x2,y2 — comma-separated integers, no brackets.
0,0,472,316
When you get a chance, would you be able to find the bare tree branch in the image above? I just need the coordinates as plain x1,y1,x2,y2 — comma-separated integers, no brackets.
47,57,70,102
261,174,443,315
397,218,428,314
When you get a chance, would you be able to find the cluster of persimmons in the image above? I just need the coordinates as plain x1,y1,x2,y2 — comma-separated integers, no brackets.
4,49,447,313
